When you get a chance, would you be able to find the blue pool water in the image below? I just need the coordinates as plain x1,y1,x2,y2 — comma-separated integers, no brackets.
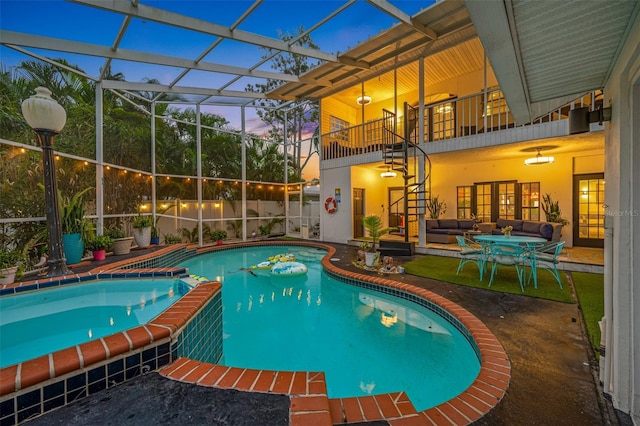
0,279,188,368
180,245,480,411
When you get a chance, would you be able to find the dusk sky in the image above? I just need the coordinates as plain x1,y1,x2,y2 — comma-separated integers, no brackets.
1,0,436,179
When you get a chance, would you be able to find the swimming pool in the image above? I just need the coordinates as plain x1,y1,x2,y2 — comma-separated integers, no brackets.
0,278,190,368
180,245,481,411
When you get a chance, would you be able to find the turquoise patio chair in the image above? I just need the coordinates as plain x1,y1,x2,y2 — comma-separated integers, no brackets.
487,243,527,292
527,240,565,288
455,235,486,279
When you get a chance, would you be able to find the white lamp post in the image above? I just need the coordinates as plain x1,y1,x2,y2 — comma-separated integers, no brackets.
21,87,72,277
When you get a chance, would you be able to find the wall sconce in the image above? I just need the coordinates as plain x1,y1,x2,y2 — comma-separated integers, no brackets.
380,167,397,178
356,95,372,105
524,148,554,165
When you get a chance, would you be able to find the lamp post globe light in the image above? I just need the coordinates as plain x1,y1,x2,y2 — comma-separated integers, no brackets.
21,87,72,277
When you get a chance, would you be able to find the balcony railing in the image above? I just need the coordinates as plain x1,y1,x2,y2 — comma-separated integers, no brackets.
321,89,602,160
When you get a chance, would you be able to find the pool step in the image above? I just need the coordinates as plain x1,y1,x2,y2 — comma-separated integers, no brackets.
160,357,332,425
328,393,419,424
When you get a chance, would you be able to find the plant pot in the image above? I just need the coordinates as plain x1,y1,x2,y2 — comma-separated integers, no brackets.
365,251,380,267
112,237,133,255
0,266,18,285
216,239,223,246
151,236,160,245
62,232,84,265
92,249,106,261
133,227,151,248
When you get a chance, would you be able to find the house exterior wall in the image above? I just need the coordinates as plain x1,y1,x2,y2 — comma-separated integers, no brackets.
428,150,603,248
602,10,640,423
319,167,352,244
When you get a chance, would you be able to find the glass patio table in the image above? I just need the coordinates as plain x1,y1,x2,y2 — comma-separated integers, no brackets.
474,235,547,288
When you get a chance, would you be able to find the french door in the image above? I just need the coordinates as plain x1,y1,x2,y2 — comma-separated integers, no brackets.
573,174,605,248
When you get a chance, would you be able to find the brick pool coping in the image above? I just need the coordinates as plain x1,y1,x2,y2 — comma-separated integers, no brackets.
0,242,510,425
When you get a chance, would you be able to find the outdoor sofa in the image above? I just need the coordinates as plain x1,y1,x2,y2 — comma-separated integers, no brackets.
426,218,563,244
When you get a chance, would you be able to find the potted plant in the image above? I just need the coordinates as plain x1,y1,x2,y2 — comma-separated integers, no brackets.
107,227,133,255
362,214,395,267
163,233,183,244
85,235,113,261
59,188,92,265
150,225,160,245
211,229,227,246
356,241,371,264
150,205,172,245
425,195,446,219
0,246,24,285
542,194,570,226
132,213,153,248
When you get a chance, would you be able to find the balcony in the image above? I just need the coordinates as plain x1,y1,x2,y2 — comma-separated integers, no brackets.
320,89,602,162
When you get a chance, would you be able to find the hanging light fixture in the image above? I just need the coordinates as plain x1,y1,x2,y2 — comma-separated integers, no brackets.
356,95,372,105
380,167,396,178
524,148,554,165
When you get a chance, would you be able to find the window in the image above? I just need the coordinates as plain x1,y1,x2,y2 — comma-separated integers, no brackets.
520,182,540,220
497,182,516,220
330,116,349,144
457,186,473,219
432,102,455,141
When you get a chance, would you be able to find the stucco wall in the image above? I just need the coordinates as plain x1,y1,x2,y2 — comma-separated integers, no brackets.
602,10,640,422
319,167,352,244
428,151,603,248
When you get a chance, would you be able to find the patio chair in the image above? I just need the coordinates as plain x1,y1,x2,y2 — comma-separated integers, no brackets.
487,243,527,292
455,235,486,279
528,240,565,288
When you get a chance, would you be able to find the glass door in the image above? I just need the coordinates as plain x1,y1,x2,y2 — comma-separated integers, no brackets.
573,174,605,247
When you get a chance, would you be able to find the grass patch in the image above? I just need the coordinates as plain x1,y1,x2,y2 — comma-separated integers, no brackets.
403,255,575,303
572,271,604,358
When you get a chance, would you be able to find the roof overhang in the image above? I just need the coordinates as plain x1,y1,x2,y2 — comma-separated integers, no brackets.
268,0,476,102
466,0,640,124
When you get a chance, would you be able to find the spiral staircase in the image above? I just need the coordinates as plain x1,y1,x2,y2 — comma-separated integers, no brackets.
382,103,432,242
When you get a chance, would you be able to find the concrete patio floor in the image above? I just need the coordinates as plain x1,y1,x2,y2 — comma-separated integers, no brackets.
23,241,628,425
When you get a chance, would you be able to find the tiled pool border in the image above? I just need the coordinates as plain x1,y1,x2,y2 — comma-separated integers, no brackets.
0,242,510,425
0,245,222,425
